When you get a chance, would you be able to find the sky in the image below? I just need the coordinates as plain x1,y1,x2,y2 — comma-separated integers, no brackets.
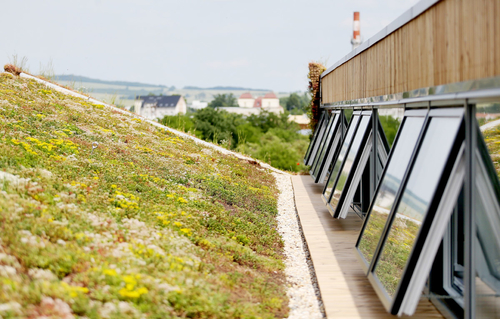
2,0,420,92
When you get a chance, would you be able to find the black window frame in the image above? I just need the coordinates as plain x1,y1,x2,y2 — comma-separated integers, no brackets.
304,112,328,166
310,112,338,180
310,111,345,183
321,111,363,207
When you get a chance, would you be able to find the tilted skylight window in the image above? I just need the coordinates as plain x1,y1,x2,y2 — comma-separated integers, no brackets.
355,108,467,315
330,111,391,219
310,111,345,183
356,109,428,269
327,111,371,216
322,111,362,206
304,112,328,166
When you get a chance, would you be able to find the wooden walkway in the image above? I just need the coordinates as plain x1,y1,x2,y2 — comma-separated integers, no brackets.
291,175,443,319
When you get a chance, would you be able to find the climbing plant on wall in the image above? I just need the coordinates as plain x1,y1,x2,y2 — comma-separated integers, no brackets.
307,62,326,133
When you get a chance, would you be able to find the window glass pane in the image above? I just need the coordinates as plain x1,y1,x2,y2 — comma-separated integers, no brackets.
374,117,461,298
323,115,360,200
329,115,371,208
475,185,500,282
474,113,500,318
304,113,325,160
358,117,425,264
378,109,403,147
345,109,354,123
307,114,329,166
324,120,346,182
475,174,500,317
312,114,339,177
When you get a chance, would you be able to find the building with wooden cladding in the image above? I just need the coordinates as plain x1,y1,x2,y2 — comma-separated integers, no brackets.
306,0,500,318
321,0,500,104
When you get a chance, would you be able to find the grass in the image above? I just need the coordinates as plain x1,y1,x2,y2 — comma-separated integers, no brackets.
0,73,288,318
358,209,391,265
374,215,419,297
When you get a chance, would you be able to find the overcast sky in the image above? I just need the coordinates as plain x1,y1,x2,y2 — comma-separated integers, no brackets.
3,0,419,92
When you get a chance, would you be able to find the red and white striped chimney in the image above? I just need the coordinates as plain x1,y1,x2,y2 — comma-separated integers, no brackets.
351,11,362,50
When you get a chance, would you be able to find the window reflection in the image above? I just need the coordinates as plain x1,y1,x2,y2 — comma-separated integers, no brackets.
323,115,360,201
358,117,425,264
329,115,371,208
374,117,462,297
307,114,329,166
312,114,340,178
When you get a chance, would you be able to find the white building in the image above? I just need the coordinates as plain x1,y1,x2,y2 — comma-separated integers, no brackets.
134,95,187,120
190,100,208,110
232,92,284,115
237,93,255,108
261,92,280,108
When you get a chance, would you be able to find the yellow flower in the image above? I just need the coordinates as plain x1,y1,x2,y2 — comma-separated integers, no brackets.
122,275,137,285
103,269,117,276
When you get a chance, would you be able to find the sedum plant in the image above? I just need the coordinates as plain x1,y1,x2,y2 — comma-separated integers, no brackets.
0,73,288,318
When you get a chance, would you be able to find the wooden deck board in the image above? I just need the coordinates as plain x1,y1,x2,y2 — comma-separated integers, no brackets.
291,175,443,319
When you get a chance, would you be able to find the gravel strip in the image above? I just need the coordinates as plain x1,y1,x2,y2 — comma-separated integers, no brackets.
273,173,325,319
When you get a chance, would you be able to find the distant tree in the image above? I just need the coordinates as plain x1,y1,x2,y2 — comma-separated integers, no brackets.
147,92,156,96
280,92,311,114
286,93,302,110
208,93,238,108
379,115,400,146
160,108,310,172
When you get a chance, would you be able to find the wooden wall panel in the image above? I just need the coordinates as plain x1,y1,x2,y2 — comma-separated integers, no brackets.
322,0,500,104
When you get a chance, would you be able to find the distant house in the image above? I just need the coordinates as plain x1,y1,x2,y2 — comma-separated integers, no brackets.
229,92,283,115
134,95,187,120
261,92,280,108
237,93,255,108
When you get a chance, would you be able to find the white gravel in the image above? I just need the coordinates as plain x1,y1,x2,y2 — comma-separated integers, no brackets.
273,173,325,319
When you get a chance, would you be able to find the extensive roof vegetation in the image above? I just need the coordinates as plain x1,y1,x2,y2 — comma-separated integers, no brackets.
0,72,288,318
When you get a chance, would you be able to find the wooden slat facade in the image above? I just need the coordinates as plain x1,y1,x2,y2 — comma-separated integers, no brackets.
321,0,500,104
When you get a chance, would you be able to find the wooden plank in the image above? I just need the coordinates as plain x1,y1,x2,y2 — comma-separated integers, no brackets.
291,175,444,318
322,0,500,104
